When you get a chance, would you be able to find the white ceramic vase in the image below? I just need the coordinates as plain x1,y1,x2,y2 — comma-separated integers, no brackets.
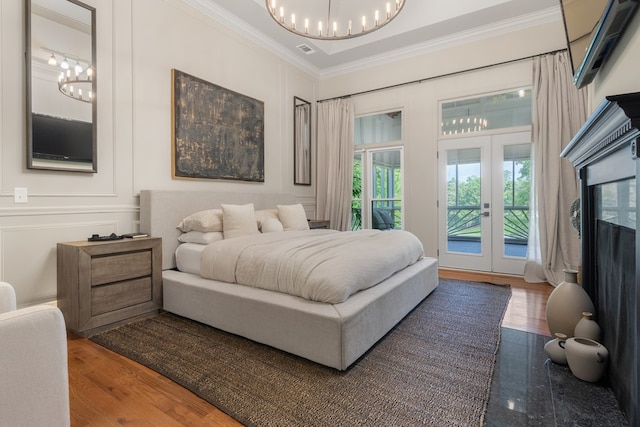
574,311,601,341
545,270,595,337
565,337,609,383
544,333,568,365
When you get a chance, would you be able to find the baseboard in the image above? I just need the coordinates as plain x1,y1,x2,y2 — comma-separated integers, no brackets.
438,268,533,288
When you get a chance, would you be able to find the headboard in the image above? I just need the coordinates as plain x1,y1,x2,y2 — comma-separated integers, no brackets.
140,190,296,270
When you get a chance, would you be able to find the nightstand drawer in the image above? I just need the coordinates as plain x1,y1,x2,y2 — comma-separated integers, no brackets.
91,251,152,286
91,277,152,316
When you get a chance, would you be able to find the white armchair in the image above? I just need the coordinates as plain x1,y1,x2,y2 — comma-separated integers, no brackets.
0,282,70,427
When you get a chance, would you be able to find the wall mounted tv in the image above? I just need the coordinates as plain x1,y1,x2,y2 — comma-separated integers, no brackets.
31,113,93,163
560,0,638,88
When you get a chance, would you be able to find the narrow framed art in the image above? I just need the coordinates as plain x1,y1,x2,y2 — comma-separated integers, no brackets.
171,69,264,182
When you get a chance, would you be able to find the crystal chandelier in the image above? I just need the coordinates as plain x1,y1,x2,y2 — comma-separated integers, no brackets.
266,0,405,40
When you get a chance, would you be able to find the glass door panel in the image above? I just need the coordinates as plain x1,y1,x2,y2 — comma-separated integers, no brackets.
371,149,402,230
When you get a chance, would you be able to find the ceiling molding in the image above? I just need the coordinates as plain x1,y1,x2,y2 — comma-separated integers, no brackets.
181,1,562,81
319,6,563,78
181,0,322,77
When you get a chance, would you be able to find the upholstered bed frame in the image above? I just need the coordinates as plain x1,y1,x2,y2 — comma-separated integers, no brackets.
140,190,438,370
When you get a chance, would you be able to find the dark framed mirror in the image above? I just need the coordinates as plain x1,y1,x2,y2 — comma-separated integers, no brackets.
294,96,311,185
26,0,96,172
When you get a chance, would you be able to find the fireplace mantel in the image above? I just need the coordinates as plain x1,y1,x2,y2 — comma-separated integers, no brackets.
561,92,639,427
562,92,640,170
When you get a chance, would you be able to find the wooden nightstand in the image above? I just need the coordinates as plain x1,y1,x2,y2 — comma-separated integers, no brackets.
308,219,330,229
57,237,162,336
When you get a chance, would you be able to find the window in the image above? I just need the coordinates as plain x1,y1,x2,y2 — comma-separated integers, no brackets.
352,111,403,230
441,89,532,136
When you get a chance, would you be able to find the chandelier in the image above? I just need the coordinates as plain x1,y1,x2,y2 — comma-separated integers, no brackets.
266,0,405,40
43,48,94,103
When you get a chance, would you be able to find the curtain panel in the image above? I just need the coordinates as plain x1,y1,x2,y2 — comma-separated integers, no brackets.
525,51,589,285
316,99,354,231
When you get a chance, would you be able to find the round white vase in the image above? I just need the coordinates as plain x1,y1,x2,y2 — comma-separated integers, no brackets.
544,333,568,364
574,311,601,341
545,270,595,337
565,337,609,383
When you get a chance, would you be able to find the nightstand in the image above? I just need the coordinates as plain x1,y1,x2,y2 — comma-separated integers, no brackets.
308,219,330,229
57,237,162,336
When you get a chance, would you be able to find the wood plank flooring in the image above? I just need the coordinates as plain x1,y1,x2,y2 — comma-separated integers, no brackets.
67,270,553,426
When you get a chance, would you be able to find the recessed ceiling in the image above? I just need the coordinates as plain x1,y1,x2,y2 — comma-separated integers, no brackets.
183,0,562,76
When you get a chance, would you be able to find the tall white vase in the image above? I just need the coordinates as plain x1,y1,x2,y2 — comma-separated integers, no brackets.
546,270,595,338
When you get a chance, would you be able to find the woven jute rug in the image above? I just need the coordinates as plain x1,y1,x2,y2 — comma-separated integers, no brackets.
91,279,510,427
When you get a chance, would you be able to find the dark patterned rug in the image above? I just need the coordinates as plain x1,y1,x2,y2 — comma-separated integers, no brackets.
91,279,510,427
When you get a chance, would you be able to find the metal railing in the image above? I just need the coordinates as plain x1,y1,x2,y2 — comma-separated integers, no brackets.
447,205,528,243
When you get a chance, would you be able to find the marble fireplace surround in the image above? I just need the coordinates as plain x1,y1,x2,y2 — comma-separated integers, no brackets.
561,92,640,427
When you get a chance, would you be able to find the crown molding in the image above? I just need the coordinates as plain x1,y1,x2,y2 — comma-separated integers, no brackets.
319,6,563,78
180,1,561,81
181,0,322,78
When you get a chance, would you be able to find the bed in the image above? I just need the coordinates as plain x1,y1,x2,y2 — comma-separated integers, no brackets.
140,190,438,370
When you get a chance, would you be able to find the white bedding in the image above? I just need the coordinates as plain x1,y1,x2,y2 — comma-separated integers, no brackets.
175,243,206,275
200,229,424,303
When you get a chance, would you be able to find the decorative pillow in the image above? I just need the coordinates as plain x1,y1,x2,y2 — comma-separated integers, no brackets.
277,204,310,231
178,231,224,245
222,203,260,239
255,209,279,231
177,209,223,232
261,217,284,233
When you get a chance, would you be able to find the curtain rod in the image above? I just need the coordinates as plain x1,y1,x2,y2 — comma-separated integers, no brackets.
317,48,567,103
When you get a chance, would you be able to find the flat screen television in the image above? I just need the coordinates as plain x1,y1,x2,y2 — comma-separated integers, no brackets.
31,113,93,163
560,0,638,88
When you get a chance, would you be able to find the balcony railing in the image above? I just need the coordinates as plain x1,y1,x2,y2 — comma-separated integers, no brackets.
448,205,529,243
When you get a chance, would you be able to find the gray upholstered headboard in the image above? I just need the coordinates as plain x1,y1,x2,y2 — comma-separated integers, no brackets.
140,190,296,270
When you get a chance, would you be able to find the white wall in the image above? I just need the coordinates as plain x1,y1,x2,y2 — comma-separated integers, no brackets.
0,0,317,306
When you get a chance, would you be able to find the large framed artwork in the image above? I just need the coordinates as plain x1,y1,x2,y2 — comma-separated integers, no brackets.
171,69,264,182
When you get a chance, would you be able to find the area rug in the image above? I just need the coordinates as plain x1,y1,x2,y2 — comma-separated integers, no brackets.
91,279,510,427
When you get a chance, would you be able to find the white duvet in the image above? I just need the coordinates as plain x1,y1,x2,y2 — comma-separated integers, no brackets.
200,229,424,303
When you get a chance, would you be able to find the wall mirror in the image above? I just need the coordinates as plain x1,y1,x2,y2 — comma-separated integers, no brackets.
294,96,311,185
26,0,96,172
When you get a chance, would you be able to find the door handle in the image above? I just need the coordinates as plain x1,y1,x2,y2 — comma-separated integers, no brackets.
481,211,490,217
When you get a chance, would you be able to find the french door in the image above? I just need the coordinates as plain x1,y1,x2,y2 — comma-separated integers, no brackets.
437,132,531,275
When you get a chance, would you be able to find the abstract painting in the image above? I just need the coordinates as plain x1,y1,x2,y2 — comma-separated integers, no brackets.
172,69,264,182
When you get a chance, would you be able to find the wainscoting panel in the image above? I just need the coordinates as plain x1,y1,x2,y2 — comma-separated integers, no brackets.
0,211,138,307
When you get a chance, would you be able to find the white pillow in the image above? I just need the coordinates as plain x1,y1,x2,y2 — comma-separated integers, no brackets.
222,203,260,239
261,217,284,233
277,204,310,231
177,209,223,232
178,231,224,245
255,209,279,231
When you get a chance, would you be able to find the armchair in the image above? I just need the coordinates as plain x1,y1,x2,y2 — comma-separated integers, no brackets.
0,282,70,427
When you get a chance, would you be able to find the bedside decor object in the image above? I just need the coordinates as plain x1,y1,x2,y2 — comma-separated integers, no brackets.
57,237,162,336
574,311,601,341
172,69,264,182
544,333,568,365
565,337,609,383
545,269,594,337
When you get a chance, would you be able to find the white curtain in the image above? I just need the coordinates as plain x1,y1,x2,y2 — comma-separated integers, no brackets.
316,99,354,231
524,51,589,285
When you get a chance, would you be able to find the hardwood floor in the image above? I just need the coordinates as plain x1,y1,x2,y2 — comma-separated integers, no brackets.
67,270,553,426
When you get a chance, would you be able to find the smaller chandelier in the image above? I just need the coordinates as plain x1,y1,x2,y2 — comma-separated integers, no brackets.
58,66,94,104
266,0,405,40
43,48,95,103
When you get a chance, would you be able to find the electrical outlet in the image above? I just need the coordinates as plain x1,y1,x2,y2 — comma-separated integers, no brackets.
14,188,28,203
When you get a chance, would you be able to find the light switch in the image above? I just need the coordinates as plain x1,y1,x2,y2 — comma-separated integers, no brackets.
14,187,28,203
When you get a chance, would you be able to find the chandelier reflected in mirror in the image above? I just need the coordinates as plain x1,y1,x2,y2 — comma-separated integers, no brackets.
266,0,405,40
43,47,94,103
